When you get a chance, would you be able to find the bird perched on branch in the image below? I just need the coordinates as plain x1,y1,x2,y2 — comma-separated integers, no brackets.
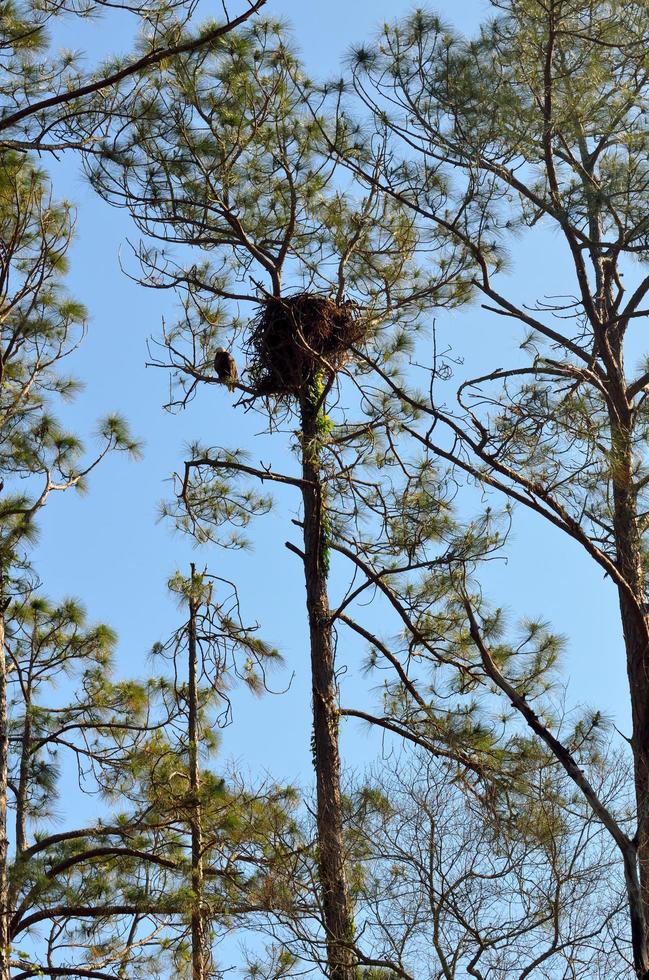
213,348,238,392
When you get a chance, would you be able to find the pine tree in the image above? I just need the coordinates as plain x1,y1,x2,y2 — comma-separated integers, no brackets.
340,2,649,974
0,152,139,979
3,589,166,978
88,20,467,979
0,0,267,155
131,565,299,979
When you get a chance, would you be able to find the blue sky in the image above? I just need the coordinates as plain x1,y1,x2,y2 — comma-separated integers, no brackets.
33,0,629,795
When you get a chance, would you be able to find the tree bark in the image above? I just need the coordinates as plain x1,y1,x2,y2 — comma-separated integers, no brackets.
600,325,649,977
0,601,9,980
615,522,649,978
299,394,356,980
188,564,206,980
15,677,32,858
609,418,649,976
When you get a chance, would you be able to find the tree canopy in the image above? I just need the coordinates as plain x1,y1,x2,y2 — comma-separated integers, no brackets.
4,1,649,979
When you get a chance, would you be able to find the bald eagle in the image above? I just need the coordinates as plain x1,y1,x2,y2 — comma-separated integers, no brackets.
214,348,238,392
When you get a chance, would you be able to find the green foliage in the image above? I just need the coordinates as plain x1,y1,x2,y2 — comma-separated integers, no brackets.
1,573,299,978
0,154,140,578
161,566,283,707
125,576,302,975
90,16,470,420
161,442,274,550
0,0,267,155
1,3,634,975
3,586,169,973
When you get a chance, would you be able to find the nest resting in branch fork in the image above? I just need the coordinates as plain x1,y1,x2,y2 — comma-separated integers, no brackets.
247,293,365,399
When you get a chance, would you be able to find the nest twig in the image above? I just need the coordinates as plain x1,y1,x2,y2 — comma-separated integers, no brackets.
246,293,365,400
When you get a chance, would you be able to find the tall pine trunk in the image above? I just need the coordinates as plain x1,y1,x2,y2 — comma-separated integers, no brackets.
188,564,206,980
605,332,649,977
15,678,32,857
610,424,649,977
0,598,9,980
299,392,356,980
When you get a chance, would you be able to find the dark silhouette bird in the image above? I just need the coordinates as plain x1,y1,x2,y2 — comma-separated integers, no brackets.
213,348,238,391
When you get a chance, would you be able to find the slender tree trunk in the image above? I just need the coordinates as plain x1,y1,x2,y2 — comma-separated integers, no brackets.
15,678,32,857
188,564,206,980
584,220,649,975
614,511,649,978
612,553,649,979
605,348,649,977
299,393,356,980
612,460,649,976
7,670,33,956
0,598,9,980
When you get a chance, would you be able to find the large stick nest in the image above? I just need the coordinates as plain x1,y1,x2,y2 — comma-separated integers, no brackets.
246,293,366,399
